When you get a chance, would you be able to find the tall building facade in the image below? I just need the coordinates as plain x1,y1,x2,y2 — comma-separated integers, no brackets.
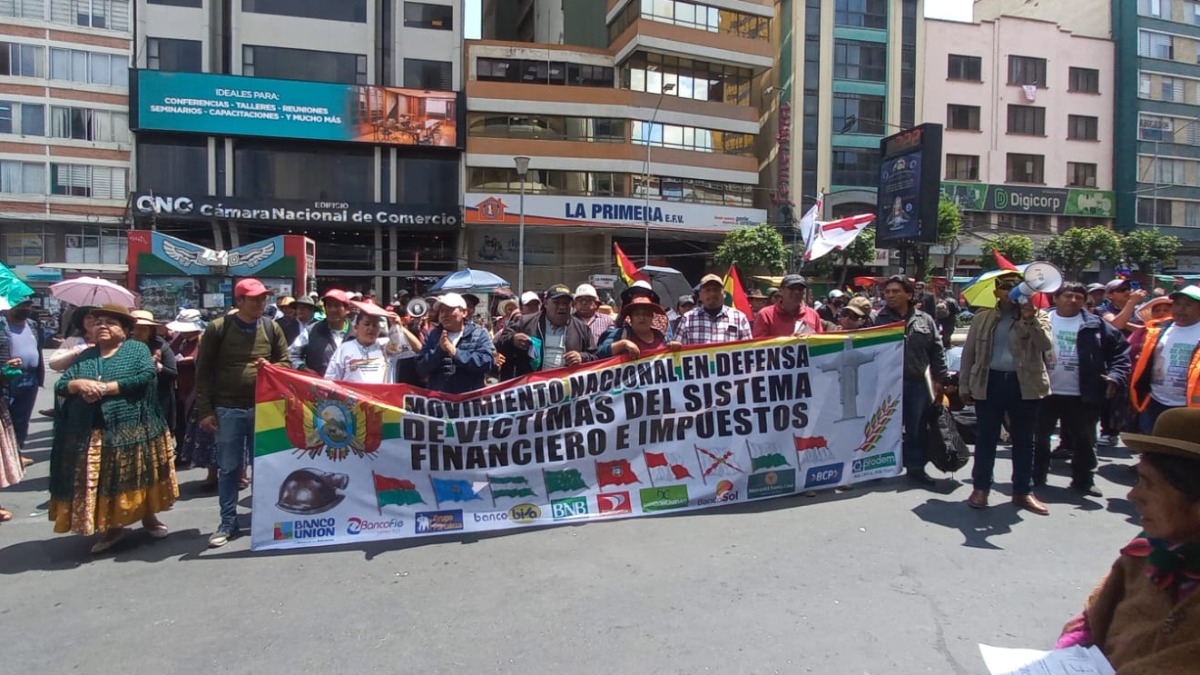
1114,0,1200,253
0,0,134,287
130,0,463,296
769,0,922,230
924,16,1116,275
464,0,772,291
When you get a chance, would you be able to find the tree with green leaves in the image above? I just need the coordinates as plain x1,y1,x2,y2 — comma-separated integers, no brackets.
976,234,1034,272
1041,226,1123,280
715,224,787,277
1121,228,1181,278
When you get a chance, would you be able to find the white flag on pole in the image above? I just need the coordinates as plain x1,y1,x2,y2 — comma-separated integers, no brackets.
796,192,823,251
803,213,876,262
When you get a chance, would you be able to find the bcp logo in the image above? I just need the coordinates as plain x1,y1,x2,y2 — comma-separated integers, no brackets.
346,517,403,535
804,463,843,489
507,503,542,524
597,492,632,515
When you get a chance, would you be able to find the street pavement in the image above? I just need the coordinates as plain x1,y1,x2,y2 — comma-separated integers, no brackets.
0,365,1143,675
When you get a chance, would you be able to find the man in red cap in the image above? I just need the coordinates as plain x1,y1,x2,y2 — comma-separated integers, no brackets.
290,288,353,376
195,278,290,547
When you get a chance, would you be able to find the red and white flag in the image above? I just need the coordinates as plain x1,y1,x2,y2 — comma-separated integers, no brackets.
803,213,876,262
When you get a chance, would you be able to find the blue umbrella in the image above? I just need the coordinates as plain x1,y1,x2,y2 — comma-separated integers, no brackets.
428,268,511,293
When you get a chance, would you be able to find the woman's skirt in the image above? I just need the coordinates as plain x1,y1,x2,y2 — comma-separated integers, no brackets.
177,405,251,469
0,398,23,489
49,429,178,535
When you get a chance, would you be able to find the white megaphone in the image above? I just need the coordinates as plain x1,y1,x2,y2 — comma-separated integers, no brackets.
1009,261,1063,304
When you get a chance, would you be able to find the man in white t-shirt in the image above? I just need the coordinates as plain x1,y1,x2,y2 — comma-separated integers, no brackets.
1033,282,1130,496
1131,285,1200,431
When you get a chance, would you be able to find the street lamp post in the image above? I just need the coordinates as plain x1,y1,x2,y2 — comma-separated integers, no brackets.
513,155,531,295
643,83,676,265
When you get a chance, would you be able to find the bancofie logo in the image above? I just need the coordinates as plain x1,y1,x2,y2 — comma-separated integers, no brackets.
346,517,403,535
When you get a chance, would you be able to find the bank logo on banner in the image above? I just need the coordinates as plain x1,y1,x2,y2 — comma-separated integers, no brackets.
415,510,465,534
597,491,633,515
507,503,542,524
640,485,689,512
804,463,844,489
746,440,797,499
695,479,739,506
551,496,590,520
643,451,693,485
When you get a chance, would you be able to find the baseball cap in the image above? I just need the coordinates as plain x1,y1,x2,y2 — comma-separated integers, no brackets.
845,296,872,318
277,295,295,307
677,294,696,307
437,292,468,310
1105,279,1131,292
699,273,724,288
323,289,353,304
520,291,541,306
234,278,269,298
1169,284,1200,303
546,284,573,300
1086,283,1105,294
828,289,845,299
574,283,599,300
781,274,807,289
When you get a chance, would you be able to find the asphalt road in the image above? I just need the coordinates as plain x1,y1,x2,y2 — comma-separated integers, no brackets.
0,366,1142,675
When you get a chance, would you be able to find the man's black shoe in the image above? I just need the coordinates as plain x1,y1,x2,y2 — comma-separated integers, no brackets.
1070,483,1102,497
906,469,937,487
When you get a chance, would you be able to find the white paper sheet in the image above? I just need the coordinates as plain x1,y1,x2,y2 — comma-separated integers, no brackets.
979,644,1114,675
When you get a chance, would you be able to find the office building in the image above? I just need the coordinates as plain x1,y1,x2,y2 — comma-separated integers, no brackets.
463,1,772,290
130,0,462,297
0,0,134,288
924,15,1116,274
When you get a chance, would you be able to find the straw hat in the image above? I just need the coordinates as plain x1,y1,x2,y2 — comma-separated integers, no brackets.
1124,408,1200,461
1136,297,1172,324
131,309,168,335
89,304,137,331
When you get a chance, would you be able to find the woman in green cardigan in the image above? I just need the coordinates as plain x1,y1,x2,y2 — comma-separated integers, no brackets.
1057,407,1200,673
49,304,178,554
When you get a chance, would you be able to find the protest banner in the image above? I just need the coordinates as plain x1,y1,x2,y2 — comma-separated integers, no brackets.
251,326,904,551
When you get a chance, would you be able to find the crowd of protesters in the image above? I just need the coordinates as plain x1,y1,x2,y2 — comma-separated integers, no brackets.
1,267,1198,552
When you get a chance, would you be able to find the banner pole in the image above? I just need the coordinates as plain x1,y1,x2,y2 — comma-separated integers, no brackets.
487,473,495,508
643,450,656,487
373,471,382,516
693,445,707,486
428,474,440,510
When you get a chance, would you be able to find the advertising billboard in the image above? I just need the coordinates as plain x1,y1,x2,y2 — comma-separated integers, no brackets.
876,123,942,245
132,70,459,148
463,193,766,234
940,182,1115,219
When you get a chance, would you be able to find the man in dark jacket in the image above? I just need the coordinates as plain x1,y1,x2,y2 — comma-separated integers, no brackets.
416,292,495,394
875,275,949,487
1032,282,1130,496
292,289,353,375
495,283,597,380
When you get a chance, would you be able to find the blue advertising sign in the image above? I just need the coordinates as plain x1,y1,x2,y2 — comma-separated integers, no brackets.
132,70,459,147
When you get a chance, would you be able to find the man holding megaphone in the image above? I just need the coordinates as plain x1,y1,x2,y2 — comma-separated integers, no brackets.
959,270,1055,515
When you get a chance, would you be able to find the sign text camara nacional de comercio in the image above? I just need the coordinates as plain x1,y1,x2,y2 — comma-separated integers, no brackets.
250,328,905,551
132,70,461,148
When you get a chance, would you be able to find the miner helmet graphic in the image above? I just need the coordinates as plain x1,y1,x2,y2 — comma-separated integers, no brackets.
276,468,350,515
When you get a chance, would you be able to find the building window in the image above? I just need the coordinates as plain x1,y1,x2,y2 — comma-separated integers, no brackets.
49,106,130,143
1,0,46,19
620,53,751,106
1068,67,1099,93
478,58,615,88
1008,55,1047,87
1139,114,1173,141
49,47,127,86
1137,197,1172,225
945,154,979,180
1007,105,1045,135
1067,114,1098,140
632,120,754,155
1067,162,1097,187
243,45,367,85
947,104,980,131
147,37,202,72
0,42,44,77
403,58,452,90
834,0,886,29
1006,153,1044,183
1154,158,1190,185
947,54,981,82
833,39,886,82
241,0,366,23
633,175,752,205
1139,0,1163,17
65,229,126,265
50,163,127,199
0,160,45,194
467,114,625,142
66,0,127,30
1188,1,1200,26
831,148,880,187
403,2,452,29
832,93,885,134
235,141,376,202
0,102,45,136
136,135,206,195
609,0,769,43
996,213,1052,232
1139,30,1175,60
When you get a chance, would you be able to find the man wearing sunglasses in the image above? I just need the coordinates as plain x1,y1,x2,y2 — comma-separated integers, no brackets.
958,271,1055,515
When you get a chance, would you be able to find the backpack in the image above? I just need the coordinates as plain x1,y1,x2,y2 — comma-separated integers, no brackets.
214,314,282,364
923,401,971,473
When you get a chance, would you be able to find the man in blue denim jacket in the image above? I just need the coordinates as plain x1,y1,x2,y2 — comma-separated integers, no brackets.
417,293,495,394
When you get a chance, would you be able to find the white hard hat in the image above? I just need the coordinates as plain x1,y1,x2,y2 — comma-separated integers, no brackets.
574,283,599,300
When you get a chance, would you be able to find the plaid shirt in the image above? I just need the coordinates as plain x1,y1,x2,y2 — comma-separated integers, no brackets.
577,312,615,345
675,306,752,346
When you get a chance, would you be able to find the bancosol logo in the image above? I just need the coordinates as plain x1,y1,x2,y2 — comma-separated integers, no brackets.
346,517,403,535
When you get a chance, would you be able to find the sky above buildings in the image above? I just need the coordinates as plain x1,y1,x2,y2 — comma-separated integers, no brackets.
461,0,973,41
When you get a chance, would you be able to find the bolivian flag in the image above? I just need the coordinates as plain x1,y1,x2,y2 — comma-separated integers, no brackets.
723,264,752,316
614,242,646,287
